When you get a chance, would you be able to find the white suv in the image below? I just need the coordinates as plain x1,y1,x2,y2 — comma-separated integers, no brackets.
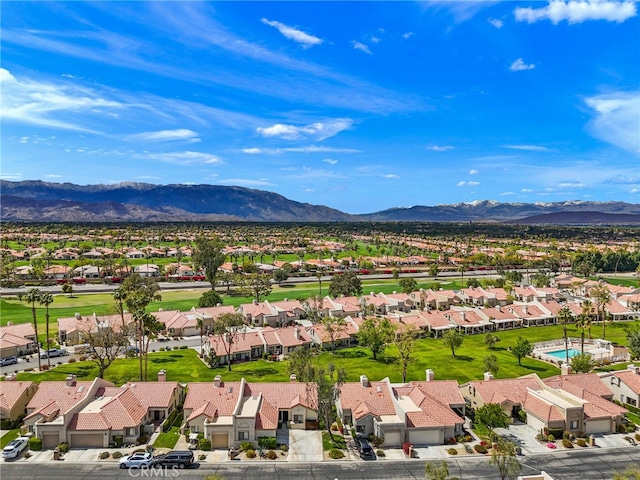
2,437,29,460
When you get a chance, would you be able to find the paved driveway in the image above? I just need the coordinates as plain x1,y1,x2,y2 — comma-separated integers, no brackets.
287,430,322,462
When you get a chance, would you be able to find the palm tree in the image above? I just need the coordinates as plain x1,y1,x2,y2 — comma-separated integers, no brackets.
557,306,573,365
25,288,42,370
196,317,205,354
577,300,595,354
315,272,323,297
590,283,611,339
39,292,54,368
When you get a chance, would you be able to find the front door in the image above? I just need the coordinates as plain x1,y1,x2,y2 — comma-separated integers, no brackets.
280,411,289,422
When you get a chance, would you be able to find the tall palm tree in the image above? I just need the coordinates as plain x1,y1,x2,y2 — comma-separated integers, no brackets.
25,288,42,370
577,300,595,354
557,306,573,365
39,292,54,368
590,283,611,339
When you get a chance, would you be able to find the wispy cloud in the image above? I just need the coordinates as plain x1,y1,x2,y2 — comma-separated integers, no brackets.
557,180,586,188
383,174,399,179
127,129,200,143
261,18,322,47
241,145,360,154
604,174,639,185
521,188,535,192
515,0,637,24
402,32,414,39
585,91,640,154
217,178,275,187
425,1,500,23
427,145,454,152
257,118,353,141
488,17,504,28
469,169,479,175
351,41,372,55
0,173,23,180
43,174,62,178
503,144,548,151
509,58,535,72
500,191,516,196
133,151,224,165
323,158,338,165
457,181,480,187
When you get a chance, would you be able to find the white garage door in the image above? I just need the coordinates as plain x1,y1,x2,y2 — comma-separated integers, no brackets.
383,430,402,447
70,433,104,448
211,433,228,448
585,419,611,435
408,429,441,445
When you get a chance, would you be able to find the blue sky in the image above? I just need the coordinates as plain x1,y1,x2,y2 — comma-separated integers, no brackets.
1,1,639,214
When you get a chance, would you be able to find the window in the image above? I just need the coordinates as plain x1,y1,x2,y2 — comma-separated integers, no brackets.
293,415,303,423
127,427,135,436
356,425,365,433
570,420,578,429
190,425,199,433
238,431,249,440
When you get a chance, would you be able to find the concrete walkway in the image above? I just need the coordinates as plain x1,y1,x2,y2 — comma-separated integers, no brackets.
343,426,360,460
287,430,322,462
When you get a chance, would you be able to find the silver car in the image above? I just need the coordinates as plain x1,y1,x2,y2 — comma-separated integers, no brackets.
118,451,154,469
2,437,29,460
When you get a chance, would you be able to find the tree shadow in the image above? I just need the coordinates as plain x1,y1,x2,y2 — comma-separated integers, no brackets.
454,355,475,362
521,364,546,372
238,367,280,378
333,350,367,359
280,285,296,289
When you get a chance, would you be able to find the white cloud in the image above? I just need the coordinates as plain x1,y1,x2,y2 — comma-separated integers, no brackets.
488,17,504,28
469,169,479,175
515,0,637,24
217,178,275,187
323,158,338,165
427,145,454,152
261,18,322,47
241,145,360,155
631,188,639,193
383,174,399,179
241,148,262,154
503,144,548,151
521,188,535,192
604,174,640,184
509,58,535,71
305,188,315,192
134,151,224,165
257,118,353,141
351,41,372,55
19,136,29,143
370,35,381,44
457,181,480,187
127,129,200,142
585,91,640,154
557,181,586,188
0,173,22,180
402,32,414,39
43,174,61,178
500,191,516,196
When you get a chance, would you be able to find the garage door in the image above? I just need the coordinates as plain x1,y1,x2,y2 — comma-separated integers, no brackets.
383,430,402,447
585,419,611,435
70,433,104,448
409,429,441,445
211,433,228,449
42,433,59,449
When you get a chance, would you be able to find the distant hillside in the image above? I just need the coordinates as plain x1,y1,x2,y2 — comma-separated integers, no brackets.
0,180,356,222
504,211,640,225
1,180,638,223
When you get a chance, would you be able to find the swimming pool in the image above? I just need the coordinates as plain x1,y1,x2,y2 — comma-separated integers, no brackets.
546,348,582,359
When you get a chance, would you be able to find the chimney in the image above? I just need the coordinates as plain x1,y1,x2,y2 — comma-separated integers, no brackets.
5,373,17,381
460,312,466,322
65,374,77,387
523,305,529,315
158,369,166,382
561,363,572,376
75,312,81,319
216,303,221,307
483,372,494,381
426,369,435,382
496,305,501,313
294,327,300,340
7,321,13,326
360,374,369,387
628,364,640,375
290,374,297,382
214,375,222,388
253,299,258,305
159,308,163,312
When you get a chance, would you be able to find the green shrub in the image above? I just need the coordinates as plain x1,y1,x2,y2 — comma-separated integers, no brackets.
180,345,188,349
464,444,473,454
28,437,42,451
240,441,255,451
173,346,179,350
245,449,256,459
447,448,458,455
112,451,123,459
113,435,124,447
576,438,587,447
635,433,640,442
328,448,344,459
474,444,488,454
370,435,384,447
159,347,165,352
547,435,555,442
279,444,288,452
24,452,31,459
79,355,87,361
376,449,385,457
258,436,277,449
561,438,573,448
198,438,211,451
463,434,473,442
548,428,563,440
198,454,206,461
266,450,278,460
68,358,76,363
57,442,69,453
99,451,110,459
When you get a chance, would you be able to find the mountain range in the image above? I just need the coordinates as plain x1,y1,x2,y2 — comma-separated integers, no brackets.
2,180,639,224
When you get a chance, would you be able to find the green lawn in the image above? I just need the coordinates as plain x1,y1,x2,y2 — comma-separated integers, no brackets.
601,277,639,288
152,426,181,449
322,431,346,451
0,429,20,449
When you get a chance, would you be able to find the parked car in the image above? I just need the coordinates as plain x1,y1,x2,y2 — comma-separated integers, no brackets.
118,452,154,469
40,348,69,359
357,438,375,459
0,356,18,367
152,450,194,469
2,437,29,460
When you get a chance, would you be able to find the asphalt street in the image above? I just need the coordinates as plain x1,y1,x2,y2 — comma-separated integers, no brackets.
2,447,639,480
